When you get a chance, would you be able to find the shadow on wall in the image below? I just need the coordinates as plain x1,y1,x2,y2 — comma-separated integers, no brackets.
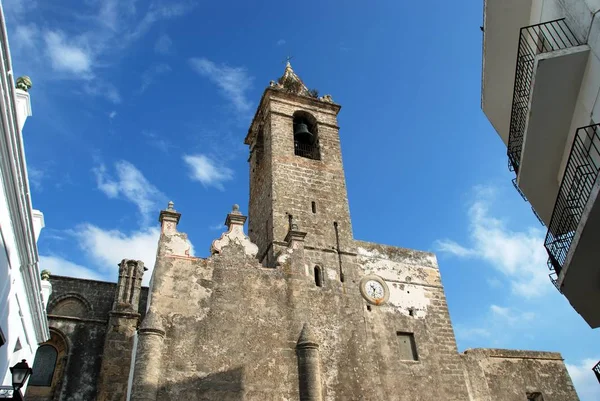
157,367,245,400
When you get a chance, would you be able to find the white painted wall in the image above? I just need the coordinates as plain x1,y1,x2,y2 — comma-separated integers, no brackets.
0,0,49,393
528,0,600,182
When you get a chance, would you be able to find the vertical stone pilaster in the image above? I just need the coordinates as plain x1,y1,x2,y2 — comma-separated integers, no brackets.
130,309,165,401
296,323,322,401
96,259,146,401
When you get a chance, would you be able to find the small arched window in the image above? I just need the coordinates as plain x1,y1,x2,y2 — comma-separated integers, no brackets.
293,111,320,160
314,266,323,287
30,345,58,386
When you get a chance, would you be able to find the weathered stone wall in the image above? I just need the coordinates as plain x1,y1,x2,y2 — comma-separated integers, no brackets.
247,113,273,264
247,89,354,266
27,276,148,401
461,348,579,401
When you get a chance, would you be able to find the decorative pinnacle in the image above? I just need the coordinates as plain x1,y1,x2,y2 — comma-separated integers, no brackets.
16,76,32,92
291,223,298,230
41,270,51,281
167,201,174,210
232,204,241,214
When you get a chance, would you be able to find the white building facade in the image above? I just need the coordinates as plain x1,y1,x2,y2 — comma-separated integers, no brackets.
0,0,50,395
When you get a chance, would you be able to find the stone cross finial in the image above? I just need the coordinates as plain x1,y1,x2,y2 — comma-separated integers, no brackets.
16,76,32,92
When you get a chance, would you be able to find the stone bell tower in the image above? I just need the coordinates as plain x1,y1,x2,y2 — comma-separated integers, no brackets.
245,62,353,267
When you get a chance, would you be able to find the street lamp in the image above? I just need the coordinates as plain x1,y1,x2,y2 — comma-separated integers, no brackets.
0,360,32,400
10,360,32,391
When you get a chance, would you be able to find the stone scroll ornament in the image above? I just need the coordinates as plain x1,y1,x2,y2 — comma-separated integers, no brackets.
210,204,258,257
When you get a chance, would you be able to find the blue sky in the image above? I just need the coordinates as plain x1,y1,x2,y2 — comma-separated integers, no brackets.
4,0,600,398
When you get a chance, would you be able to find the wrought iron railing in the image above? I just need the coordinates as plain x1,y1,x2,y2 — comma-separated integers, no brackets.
507,18,581,174
294,141,320,160
512,177,528,201
545,124,600,277
593,360,600,383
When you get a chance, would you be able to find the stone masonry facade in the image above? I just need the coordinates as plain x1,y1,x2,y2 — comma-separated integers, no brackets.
26,63,579,401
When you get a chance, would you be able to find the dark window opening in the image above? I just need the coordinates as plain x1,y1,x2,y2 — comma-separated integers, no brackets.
311,201,316,214
314,266,323,287
396,332,418,361
527,393,544,401
293,111,320,160
366,305,372,312
30,345,58,386
408,308,415,317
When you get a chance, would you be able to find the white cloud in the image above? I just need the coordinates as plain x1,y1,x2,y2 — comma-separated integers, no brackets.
14,24,38,48
39,255,105,281
189,58,253,113
93,161,167,222
44,31,92,76
566,358,600,401
27,166,44,191
154,33,173,54
454,325,491,340
109,111,117,119
490,304,535,325
276,39,286,46
139,63,171,93
83,81,122,103
74,224,162,286
183,154,233,190
436,186,550,298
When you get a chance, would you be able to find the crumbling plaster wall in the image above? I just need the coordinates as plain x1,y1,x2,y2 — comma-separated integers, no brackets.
461,348,580,401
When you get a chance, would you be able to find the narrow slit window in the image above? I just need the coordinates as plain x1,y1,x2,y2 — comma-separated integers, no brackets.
396,332,418,361
311,201,316,214
314,266,323,287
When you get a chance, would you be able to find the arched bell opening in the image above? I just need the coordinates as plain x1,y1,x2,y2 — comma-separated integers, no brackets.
293,111,320,160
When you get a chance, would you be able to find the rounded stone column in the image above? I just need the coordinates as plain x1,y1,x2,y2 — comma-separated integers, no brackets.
130,309,165,401
296,323,323,401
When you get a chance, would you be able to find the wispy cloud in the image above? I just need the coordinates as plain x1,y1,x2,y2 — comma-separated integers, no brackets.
276,39,286,46
436,185,549,298
155,33,173,54
44,31,93,77
189,58,253,113
74,224,163,286
27,166,45,191
566,358,600,401
489,304,535,325
40,255,105,281
143,130,175,154
8,0,192,104
109,111,117,119
139,63,171,93
93,161,167,223
183,154,233,190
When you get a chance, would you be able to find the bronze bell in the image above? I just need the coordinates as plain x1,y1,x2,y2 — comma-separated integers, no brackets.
294,122,314,143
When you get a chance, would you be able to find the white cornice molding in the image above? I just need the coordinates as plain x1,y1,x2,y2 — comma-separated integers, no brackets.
0,6,49,343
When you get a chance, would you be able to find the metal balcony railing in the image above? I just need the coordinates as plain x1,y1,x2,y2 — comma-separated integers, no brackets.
594,360,600,383
294,140,320,160
545,124,600,279
507,18,581,174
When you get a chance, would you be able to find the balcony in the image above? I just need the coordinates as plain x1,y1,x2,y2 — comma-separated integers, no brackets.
545,124,600,327
507,19,582,174
508,19,589,225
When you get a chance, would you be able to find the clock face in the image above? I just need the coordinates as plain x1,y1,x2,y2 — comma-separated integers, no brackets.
365,280,385,300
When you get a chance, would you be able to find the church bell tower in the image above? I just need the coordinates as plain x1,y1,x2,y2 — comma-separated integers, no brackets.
245,62,354,266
